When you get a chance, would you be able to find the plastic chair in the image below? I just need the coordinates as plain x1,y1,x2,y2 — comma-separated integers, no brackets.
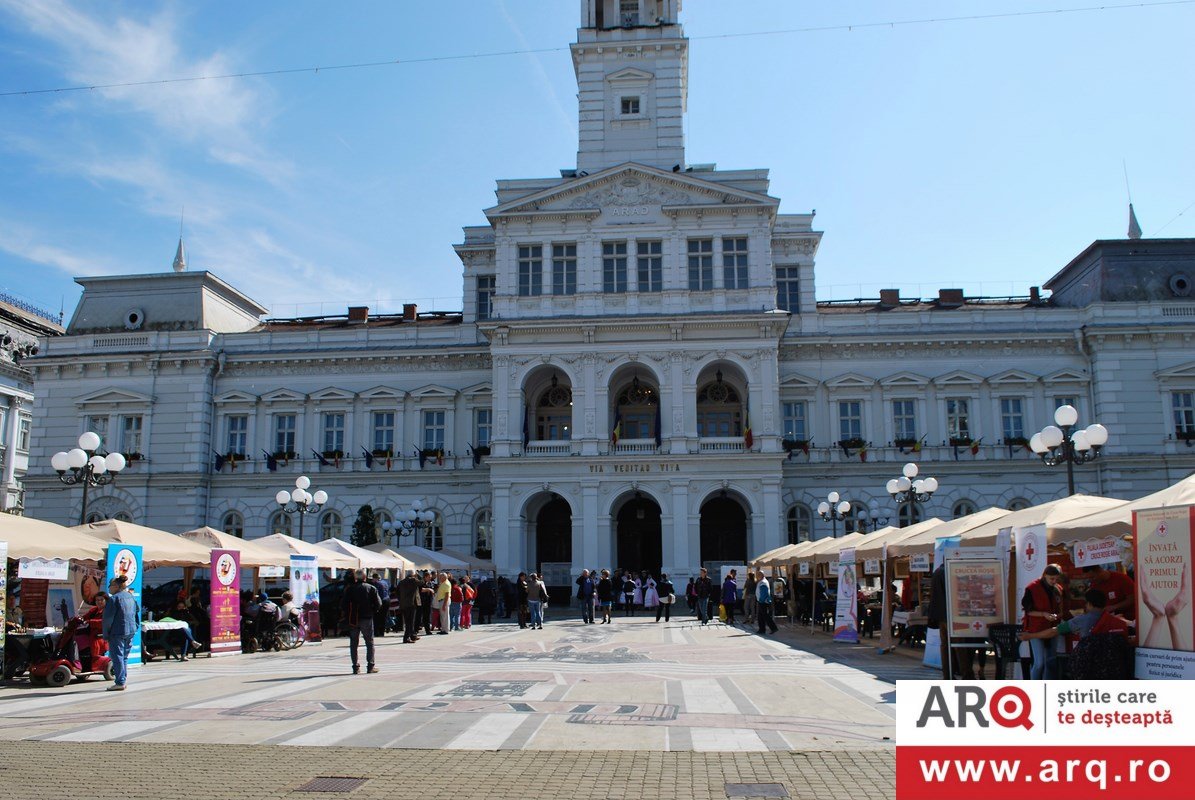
987,623,1023,679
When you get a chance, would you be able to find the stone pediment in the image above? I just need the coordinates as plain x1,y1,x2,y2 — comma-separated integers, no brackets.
487,163,778,219
75,388,154,407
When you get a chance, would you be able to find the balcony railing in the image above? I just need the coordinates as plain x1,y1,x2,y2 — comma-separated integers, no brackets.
524,440,572,456
699,437,746,453
613,440,659,455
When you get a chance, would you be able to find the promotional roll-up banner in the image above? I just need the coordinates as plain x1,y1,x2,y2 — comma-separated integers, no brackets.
1134,505,1195,679
1014,523,1047,662
209,549,241,656
833,547,859,643
105,542,144,666
923,536,962,670
289,554,319,642
0,541,7,668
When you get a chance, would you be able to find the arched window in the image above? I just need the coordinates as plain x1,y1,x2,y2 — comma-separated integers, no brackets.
113,511,133,522
535,375,572,440
844,501,870,534
786,504,812,544
613,376,658,441
85,511,105,524
423,511,444,551
222,511,244,538
474,509,492,558
952,500,977,519
269,510,292,536
696,372,742,437
1008,498,1031,511
320,511,342,540
898,502,922,528
374,510,392,544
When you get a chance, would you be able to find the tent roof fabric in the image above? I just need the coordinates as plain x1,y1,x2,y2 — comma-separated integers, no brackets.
853,518,947,560
254,533,358,569
886,507,1012,558
75,520,214,567
314,538,409,571
1,515,107,561
753,541,819,567
954,495,1128,548
813,531,869,564
436,548,497,573
179,527,291,568
392,546,469,571
1049,474,1195,543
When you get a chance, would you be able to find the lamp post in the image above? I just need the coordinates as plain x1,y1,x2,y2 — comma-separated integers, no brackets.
857,504,890,533
275,475,327,541
886,462,938,527
1029,405,1109,496
51,432,127,525
382,499,437,548
817,491,852,538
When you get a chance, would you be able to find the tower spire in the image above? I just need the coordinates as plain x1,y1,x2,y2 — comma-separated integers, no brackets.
173,207,187,272
1127,203,1143,240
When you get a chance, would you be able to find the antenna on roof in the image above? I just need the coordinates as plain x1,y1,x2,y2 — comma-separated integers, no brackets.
1123,160,1142,240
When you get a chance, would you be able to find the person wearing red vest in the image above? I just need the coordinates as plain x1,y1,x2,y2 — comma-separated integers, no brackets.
1022,564,1064,679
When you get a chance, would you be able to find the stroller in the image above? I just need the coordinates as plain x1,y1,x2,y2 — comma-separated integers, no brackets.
28,614,113,687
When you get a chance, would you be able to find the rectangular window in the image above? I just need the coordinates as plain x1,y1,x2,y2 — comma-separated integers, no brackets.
517,245,542,297
422,410,446,450
475,408,492,448
1000,398,1025,440
782,401,807,441
120,415,143,456
476,275,495,320
620,96,640,115
893,399,917,440
551,244,577,295
688,238,714,290
946,398,970,440
17,414,31,452
274,414,296,455
85,414,109,447
1054,396,1077,410
226,415,248,455
620,0,639,25
636,240,662,292
776,266,800,312
322,412,344,453
1174,391,1195,435
372,411,395,453
838,401,862,441
602,241,628,293
722,237,749,289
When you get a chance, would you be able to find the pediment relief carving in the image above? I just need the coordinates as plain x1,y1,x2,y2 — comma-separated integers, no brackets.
75,388,155,407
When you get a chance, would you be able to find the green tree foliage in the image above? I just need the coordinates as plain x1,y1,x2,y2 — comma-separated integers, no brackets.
351,504,378,548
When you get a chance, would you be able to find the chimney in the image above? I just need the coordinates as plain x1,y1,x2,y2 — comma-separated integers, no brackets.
1029,286,1041,304
347,306,369,324
402,303,418,321
937,288,965,308
878,289,900,309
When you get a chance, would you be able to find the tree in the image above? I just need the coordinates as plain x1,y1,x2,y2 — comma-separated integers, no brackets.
351,504,378,548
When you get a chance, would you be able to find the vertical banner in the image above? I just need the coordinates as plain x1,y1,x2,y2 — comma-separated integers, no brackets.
105,543,144,666
833,547,859,643
1134,505,1195,679
289,554,319,642
1014,523,1046,661
209,549,241,656
0,540,7,669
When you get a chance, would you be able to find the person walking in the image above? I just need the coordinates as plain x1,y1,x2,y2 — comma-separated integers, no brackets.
722,570,739,625
597,569,614,624
529,573,547,629
476,577,497,625
655,574,675,622
622,573,637,616
368,572,390,637
642,572,660,615
515,572,530,629
685,578,697,615
419,572,435,635
434,572,452,635
460,575,475,629
397,570,421,644
449,577,463,631
101,575,138,691
694,568,713,625
756,573,779,635
743,570,758,625
342,570,381,674
576,570,596,624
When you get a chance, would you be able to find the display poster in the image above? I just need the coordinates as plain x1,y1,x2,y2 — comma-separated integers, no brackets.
720,564,748,597
258,565,285,578
289,554,319,642
909,553,930,572
209,549,240,656
0,541,6,668
833,547,858,643
20,578,48,628
945,558,1006,638
1014,523,1047,661
105,543,144,666
17,558,69,581
1073,536,1123,568
1134,506,1194,666
864,559,881,575
798,561,810,576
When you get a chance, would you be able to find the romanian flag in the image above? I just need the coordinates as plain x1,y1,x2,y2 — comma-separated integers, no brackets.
612,410,622,445
859,443,868,462
912,437,923,454
970,437,982,456
229,453,237,472
385,453,392,471
743,395,753,449
436,449,445,466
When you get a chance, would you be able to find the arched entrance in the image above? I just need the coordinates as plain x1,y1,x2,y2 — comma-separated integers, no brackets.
535,497,573,603
700,494,748,569
616,493,662,577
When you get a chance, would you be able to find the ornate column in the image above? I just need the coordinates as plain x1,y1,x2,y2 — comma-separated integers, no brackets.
493,484,515,574
581,481,601,572
667,479,691,574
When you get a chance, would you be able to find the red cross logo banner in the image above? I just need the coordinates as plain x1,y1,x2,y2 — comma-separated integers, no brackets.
1158,521,1168,536
1025,541,1035,560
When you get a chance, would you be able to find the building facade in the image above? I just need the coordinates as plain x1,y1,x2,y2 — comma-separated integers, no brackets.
23,1,1195,590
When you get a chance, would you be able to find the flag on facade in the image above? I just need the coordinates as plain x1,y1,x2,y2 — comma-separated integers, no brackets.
1128,203,1143,240
911,437,923,454
385,453,392,470
436,449,445,466
470,443,479,466
611,410,622,445
653,403,662,448
312,449,330,467
361,446,373,468
970,437,982,456
859,443,868,462
743,395,753,449
418,448,427,469
213,451,225,472
262,450,278,472
229,453,237,472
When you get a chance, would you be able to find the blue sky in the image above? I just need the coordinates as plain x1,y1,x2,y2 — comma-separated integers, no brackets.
1,0,1192,319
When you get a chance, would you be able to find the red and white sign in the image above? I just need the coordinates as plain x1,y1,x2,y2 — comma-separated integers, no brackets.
1134,505,1194,659
1072,536,1122,568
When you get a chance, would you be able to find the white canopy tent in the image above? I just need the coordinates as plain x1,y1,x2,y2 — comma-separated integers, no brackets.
1,515,107,561
853,518,947,561
753,540,819,568
1050,474,1195,544
392,546,469,572
179,526,290,568
885,507,1011,558
315,538,410,571
955,494,1127,548
255,533,358,570
75,520,214,568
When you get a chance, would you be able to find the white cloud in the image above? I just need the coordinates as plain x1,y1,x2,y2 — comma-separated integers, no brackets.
0,223,115,278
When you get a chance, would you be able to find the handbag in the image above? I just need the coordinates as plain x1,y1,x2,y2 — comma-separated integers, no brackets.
660,594,675,605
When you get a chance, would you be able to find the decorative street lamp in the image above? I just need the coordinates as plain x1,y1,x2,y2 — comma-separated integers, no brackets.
51,432,127,525
857,504,890,533
1029,404,1109,496
382,499,437,547
817,491,852,538
886,462,938,527
275,475,327,542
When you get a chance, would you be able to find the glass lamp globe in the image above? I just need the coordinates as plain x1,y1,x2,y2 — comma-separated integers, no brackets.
312,490,328,505
421,511,435,523
912,479,924,493
88,455,107,474
1054,404,1079,427
923,477,939,493
1029,432,1046,453
105,452,126,472
51,451,70,472
1086,423,1108,446
67,448,88,469
885,479,899,495
817,501,830,515
295,475,311,490
827,491,840,504
1040,425,1064,448
78,431,101,451
275,490,291,505
902,463,919,479
1072,430,1091,452
836,500,851,515
896,476,912,493
411,499,423,512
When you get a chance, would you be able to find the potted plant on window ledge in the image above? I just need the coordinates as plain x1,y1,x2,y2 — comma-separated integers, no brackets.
272,449,297,462
371,448,393,459
1176,429,1195,446
122,451,144,462
781,438,810,455
892,437,918,451
1003,436,1030,454
474,546,492,560
322,449,344,460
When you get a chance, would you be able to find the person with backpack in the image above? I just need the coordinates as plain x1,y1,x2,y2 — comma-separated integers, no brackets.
460,575,476,629
341,570,381,674
528,573,548,629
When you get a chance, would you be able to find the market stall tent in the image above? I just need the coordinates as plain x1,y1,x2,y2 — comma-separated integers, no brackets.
853,518,947,561
0,515,106,561
315,538,409,571
435,547,497,574
392,546,469,572
1049,474,1195,544
179,526,290,568
790,532,866,566
752,540,819,568
255,533,358,570
75,520,213,568
955,494,1127,548
885,506,1011,558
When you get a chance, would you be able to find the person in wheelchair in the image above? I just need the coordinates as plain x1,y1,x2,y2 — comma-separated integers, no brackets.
253,592,282,649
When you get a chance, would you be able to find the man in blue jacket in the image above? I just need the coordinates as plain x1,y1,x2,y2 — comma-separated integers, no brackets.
575,570,596,624
101,575,139,691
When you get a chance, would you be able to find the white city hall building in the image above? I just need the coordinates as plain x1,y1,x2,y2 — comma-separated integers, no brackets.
23,0,1195,591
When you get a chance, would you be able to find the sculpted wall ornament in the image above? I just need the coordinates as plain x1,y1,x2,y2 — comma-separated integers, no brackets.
567,176,691,210
585,412,595,435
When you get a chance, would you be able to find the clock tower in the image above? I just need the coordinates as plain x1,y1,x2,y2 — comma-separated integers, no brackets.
574,0,687,173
